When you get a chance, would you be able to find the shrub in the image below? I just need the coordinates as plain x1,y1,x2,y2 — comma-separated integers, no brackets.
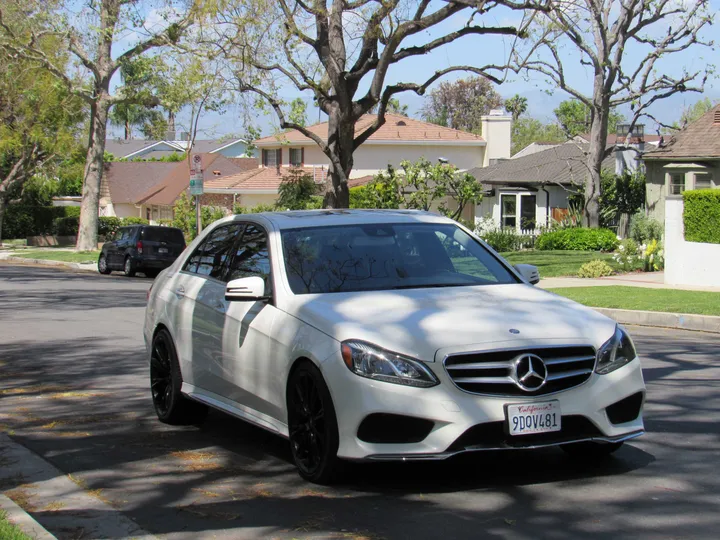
121,217,149,226
480,228,528,252
53,216,80,236
536,228,618,251
578,259,615,278
64,206,81,218
156,219,173,226
611,238,641,272
683,189,720,244
2,205,72,237
642,239,664,271
629,212,663,244
98,216,122,236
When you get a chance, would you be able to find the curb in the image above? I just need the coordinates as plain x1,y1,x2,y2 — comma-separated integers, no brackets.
594,307,720,334
0,494,56,540
0,256,97,273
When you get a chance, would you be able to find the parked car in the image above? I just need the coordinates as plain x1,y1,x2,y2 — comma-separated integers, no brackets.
99,225,186,278
144,210,645,483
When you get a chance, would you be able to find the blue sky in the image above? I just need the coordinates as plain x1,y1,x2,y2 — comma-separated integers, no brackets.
107,1,719,140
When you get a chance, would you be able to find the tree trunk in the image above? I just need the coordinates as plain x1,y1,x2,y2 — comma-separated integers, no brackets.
323,108,353,208
76,99,110,251
125,118,131,140
0,197,6,245
584,102,609,228
167,111,176,138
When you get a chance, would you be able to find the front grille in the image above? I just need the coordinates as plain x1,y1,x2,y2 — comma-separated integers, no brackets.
447,415,603,451
444,345,596,397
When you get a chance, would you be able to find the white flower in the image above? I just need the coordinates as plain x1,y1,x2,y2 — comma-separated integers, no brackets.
619,245,625,251
616,235,622,240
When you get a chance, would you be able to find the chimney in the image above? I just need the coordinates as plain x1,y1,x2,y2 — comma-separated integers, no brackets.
480,111,512,166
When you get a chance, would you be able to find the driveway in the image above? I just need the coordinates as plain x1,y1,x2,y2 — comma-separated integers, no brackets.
1,263,719,539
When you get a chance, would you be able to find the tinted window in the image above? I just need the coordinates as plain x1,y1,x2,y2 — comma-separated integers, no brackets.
118,228,133,241
281,223,517,294
227,224,271,293
141,227,185,244
184,224,243,281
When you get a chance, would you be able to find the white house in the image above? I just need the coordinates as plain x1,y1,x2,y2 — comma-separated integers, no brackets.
203,112,512,215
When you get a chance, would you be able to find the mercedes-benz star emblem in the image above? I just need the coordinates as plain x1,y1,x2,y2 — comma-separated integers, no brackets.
512,353,548,392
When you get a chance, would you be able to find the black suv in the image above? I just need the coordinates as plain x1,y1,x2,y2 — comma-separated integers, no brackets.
98,225,186,277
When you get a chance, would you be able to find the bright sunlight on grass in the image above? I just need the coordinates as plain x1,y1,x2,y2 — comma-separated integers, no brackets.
547,286,720,316
0,510,32,540
500,250,627,278
12,250,97,264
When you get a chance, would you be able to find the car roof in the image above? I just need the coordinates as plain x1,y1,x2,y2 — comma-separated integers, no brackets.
241,209,453,230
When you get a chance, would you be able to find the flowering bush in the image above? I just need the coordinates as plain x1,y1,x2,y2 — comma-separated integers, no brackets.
578,259,615,278
611,239,640,272
642,239,664,272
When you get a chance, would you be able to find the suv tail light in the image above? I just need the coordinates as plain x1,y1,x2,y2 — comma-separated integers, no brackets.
136,240,143,254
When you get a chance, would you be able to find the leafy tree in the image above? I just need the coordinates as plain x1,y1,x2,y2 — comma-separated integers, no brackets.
665,98,718,133
421,76,504,134
288,98,308,128
0,4,84,242
371,97,408,116
554,100,624,139
0,0,202,250
504,94,528,121
213,1,533,208
599,170,646,231
513,0,714,226
277,168,320,210
510,118,565,155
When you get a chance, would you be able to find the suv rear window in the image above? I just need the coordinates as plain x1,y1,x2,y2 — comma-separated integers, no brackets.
141,227,185,244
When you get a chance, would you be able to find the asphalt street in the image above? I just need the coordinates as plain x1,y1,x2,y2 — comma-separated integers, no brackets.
1,262,719,539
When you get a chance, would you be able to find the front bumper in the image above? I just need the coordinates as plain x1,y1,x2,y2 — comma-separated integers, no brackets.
322,353,645,461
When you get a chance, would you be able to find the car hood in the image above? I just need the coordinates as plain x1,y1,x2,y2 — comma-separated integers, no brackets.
284,284,616,362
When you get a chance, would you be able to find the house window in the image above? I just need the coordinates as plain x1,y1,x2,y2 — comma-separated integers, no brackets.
520,195,537,231
669,173,685,195
262,148,281,167
694,172,713,190
501,194,516,228
289,148,303,166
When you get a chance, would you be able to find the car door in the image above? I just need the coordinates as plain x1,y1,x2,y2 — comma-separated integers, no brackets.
215,223,286,422
179,223,244,393
106,228,126,268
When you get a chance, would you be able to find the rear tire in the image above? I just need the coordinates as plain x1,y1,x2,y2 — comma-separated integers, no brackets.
150,329,208,426
123,256,136,277
98,254,111,275
144,269,159,279
561,441,624,458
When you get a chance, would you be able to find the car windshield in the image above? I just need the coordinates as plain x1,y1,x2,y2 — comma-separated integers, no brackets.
141,227,185,244
281,222,518,294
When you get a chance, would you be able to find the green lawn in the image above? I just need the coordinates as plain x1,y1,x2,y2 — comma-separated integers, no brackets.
547,286,720,316
0,510,32,540
12,250,98,264
500,250,625,278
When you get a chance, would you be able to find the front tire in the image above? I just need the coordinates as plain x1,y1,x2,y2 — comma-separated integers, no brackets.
98,254,111,274
150,329,207,425
561,441,624,458
287,362,342,484
123,256,136,277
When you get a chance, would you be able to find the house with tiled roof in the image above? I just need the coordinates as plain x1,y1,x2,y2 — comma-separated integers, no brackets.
204,112,511,212
643,104,720,223
99,155,257,221
105,137,251,161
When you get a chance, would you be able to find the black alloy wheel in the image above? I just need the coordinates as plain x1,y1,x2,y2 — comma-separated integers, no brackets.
98,254,111,274
150,329,207,425
124,256,136,277
287,363,341,484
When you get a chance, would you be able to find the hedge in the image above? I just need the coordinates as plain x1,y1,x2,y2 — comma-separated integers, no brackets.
683,189,720,244
2,206,74,238
536,227,619,251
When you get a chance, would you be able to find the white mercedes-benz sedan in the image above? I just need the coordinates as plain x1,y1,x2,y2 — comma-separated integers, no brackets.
144,210,645,483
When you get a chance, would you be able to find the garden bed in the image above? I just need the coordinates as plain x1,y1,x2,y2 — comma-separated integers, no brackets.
500,250,633,278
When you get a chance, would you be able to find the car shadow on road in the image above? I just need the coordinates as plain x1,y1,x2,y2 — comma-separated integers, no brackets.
2,330,720,539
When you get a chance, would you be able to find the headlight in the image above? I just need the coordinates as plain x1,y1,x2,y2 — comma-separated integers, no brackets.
596,325,637,375
340,340,439,388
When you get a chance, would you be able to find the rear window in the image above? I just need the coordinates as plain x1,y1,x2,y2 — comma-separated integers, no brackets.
141,227,185,244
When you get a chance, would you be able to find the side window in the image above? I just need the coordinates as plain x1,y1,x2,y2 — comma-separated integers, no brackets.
227,224,271,292
183,224,243,281
435,230,498,282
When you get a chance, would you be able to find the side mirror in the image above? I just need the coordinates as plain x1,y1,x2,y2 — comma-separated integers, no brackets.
225,276,269,302
514,264,540,285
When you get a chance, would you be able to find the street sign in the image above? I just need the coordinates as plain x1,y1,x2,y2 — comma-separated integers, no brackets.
189,170,204,195
189,155,204,195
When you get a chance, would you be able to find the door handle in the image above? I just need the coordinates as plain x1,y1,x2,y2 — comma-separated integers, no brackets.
174,285,186,297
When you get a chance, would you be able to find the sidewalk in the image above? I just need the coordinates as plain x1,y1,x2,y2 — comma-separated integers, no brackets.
539,272,720,292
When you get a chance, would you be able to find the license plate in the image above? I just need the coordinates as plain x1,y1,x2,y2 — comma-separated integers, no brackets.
507,401,561,436
158,247,168,254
